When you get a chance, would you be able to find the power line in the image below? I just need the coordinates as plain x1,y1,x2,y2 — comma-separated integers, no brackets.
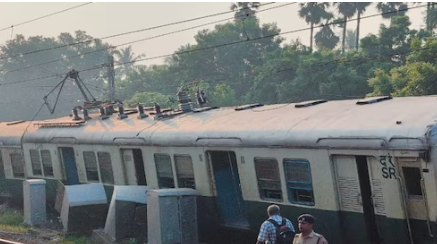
0,4,428,87
4,2,295,75
3,2,419,75
120,3,427,66
0,2,279,60
0,2,93,32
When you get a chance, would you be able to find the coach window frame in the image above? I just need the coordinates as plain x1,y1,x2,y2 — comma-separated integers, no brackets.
254,157,283,202
283,158,315,206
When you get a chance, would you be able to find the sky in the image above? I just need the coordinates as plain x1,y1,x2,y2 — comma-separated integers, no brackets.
0,2,428,67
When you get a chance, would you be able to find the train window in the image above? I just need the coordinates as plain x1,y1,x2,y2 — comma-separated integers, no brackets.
10,153,25,178
83,151,99,182
402,167,423,196
254,157,282,201
97,152,114,184
283,159,314,206
154,153,175,188
174,155,195,189
40,150,54,177
29,149,42,176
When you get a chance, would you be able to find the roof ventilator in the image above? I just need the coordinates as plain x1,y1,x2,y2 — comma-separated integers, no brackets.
6,120,25,126
295,99,327,108
117,103,128,120
177,86,193,113
356,95,392,105
193,106,220,113
137,103,148,119
235,103,264,111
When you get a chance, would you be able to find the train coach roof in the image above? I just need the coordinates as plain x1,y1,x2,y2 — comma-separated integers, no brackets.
21,96,437,149
0,120,32,146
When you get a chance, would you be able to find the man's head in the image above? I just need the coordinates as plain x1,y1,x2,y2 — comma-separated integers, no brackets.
298,214,315,233
267,204,280,217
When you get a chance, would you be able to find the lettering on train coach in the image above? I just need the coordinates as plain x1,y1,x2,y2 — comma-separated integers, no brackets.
379,154,396,179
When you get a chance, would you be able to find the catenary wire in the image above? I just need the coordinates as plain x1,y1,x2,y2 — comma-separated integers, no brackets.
0,4,427,87
0,2,92,32
0,2,279,60
3,2,295,74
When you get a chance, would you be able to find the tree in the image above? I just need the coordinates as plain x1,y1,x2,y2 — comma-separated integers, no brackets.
335,2,357,53
0,31,113,121
315,20,340,50
113,46,146,78
376,2,408,19
230,2,260,20
355,3,372,50
298,3,332,51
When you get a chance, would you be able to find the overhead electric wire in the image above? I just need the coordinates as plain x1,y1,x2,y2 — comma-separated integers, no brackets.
6,3,294,74
0,2,279,60
0,4,428,87
4,2,295,75
0,2,92,32
115,3,427,67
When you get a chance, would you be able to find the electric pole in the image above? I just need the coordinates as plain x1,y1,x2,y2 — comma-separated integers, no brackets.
107,55,115,101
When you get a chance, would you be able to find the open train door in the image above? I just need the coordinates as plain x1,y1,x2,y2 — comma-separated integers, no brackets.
397,157,434,244
333,155,383,244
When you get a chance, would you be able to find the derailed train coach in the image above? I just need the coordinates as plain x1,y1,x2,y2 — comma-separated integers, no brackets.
2,95,437,244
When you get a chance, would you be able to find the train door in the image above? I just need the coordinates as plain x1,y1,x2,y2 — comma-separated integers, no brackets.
207,150,249,229
333,155,382,244
121,149,146,185
397,158,432,243
59,147,79,185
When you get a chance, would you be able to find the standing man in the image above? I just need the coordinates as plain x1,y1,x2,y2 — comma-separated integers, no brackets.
293,214,328,244
256,204,295,244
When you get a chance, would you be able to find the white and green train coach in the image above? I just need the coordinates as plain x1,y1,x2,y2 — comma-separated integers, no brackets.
1,95,437,244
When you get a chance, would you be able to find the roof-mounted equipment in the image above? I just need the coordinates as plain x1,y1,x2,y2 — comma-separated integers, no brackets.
137,103,148,119
235,103,264,111
99,107,109,120
82,108,91,120
117,102,128,120
154,102,163,120
356,95,392,105
177,85,193,113
71,107,82,121
295,99,327,108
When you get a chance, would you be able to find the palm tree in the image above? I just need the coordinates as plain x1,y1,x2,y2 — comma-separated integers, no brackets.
298,3,332,51
315,17,340,50
355,3,372,50
345,29,357,51
113,46,146,76
376,2,408,19
230,2,260,20
335,2,357,53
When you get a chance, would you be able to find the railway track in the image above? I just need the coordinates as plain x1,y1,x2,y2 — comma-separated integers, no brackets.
0,238,22,244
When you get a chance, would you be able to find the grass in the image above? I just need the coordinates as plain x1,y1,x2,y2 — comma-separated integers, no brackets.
0,208,94,244
62,235,94,244
0,209,28,233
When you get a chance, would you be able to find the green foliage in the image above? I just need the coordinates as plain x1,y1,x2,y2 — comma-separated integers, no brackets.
0,210,23,226
2,4,437,122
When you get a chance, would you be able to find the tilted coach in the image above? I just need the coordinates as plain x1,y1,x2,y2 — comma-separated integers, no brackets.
1,95,437,244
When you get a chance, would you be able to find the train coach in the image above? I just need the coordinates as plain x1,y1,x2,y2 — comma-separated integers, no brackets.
1,95,437,244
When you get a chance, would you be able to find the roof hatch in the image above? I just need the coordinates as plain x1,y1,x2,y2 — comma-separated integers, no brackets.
356,96,392,105
295,99,327,108
235,103,264,111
